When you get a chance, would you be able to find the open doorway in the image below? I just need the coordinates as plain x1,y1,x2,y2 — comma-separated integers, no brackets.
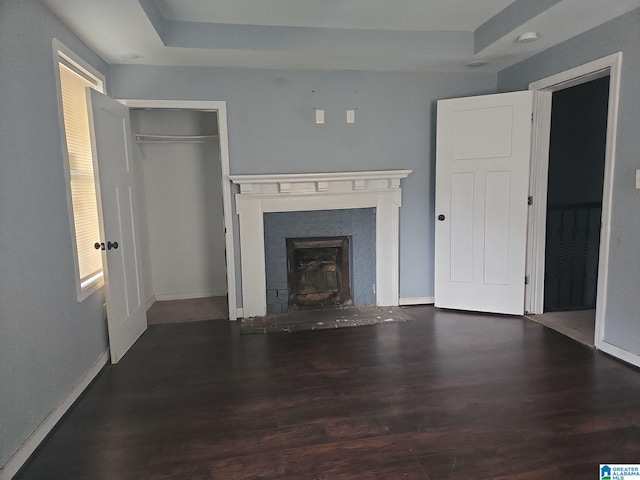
544,76,609,312
525,53,622,351
119,99,238,321
530,77,610,346
130,108,229,324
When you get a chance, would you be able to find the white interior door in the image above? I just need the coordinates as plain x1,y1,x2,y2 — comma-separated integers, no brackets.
434,91,536,315
88,89,146,363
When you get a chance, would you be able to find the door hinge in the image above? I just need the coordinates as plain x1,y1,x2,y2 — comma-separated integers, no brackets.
528,196,533,206
525,275,529,285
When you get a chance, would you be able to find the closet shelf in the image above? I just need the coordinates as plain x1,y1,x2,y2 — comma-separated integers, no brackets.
134,133,219,144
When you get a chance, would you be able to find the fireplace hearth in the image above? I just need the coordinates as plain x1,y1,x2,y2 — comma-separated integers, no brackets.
287,237,351,308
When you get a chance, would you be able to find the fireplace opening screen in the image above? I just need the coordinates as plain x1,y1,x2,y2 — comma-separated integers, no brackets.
286,237,352,308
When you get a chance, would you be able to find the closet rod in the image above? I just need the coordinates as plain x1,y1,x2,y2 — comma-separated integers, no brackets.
134,133,218,144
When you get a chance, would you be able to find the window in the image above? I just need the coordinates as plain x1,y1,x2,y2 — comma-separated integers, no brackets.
54,41,106,301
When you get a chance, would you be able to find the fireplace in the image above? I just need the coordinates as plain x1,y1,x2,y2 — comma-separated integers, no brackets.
287,236,351,308
264,208,375,314
230,170,411,318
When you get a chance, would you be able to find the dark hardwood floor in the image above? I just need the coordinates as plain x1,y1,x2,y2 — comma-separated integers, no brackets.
15,306,640,479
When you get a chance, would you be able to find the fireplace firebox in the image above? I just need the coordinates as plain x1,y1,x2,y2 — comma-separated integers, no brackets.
286,237,351,308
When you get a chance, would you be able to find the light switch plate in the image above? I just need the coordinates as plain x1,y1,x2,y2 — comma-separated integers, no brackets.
636,169,640,189
347,109,355,124
315,109,324,124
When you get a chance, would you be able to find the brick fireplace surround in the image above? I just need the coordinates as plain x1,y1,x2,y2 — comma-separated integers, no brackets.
230,170,411,318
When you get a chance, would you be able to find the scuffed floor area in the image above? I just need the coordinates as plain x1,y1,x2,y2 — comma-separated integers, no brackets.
240,305,413,334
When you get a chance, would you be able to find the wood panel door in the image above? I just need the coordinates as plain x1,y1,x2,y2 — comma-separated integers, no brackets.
88,89,146,363
435,91,535,315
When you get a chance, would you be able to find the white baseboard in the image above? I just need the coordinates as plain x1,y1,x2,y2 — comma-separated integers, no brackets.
0,350,109,480
145,295,156,311
153,291,227,302
399,296,435,306
597,340,640,368
234,307,244,319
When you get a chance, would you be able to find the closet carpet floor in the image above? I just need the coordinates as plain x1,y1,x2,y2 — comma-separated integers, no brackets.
146,296,228,324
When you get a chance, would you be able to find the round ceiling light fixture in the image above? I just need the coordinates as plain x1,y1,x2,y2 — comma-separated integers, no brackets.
516,31,539,43
121,53,143,60
466,60,487,68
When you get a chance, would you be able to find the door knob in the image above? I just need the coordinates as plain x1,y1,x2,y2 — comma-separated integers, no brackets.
94,242,105,250
438,214,446,221
107,241,119,250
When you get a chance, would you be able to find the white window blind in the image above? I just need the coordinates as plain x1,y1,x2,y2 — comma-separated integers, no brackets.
58,60,104,291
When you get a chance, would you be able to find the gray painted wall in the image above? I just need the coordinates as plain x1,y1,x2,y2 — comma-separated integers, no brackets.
109,66,497,303
498,8,640,354
0,0,110,468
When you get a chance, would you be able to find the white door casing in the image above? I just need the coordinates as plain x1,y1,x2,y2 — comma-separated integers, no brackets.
435,91,540,315
117,99,237,320
526,53,630,366
88,89,147,364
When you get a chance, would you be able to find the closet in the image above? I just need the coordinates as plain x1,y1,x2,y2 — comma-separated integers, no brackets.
130,109,227,309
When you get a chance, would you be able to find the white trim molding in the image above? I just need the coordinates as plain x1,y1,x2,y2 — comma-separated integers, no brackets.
0,350,109,480
598,342,640,369
524,91,553,314
230,170,411,318
145,295,156,312
399,296,435,306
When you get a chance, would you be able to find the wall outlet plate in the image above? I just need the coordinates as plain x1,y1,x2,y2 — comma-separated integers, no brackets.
347,109,355,124
315,109,324,124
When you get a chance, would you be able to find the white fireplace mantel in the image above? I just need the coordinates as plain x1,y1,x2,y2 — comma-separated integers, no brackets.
230,170,411,317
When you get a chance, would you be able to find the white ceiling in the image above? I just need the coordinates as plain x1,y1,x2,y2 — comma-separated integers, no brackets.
43,0,640,72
